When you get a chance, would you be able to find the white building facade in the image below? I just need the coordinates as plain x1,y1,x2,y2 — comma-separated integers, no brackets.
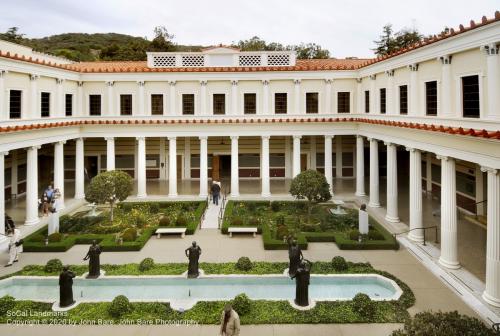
0,14,499,307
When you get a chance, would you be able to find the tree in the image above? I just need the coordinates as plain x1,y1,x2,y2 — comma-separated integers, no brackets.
85,170,133,222
289,170,332,222
373,24,423,56
235,36,330,59
292,43,330,59
148,26,176,52
0,27,25,43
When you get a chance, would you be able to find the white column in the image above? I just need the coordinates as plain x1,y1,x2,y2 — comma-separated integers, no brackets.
106,81,114,116
25,146,40,226
200,81,207,116
356,79,363,113
408,147,424,242
77,82,84,117
438,155,460,269
284,137,292,178
335,136,343,178
231,80,238,115
482,167,500,306
426,152,433,194
56,78,64,118
485,44,500,120
199,136,208,197
409,64,419,116
439,56,453,117
261,136,271,197
29,74,39,119
294,79,301,114
386,70,394,114
230,136,239,197
75,138,85,199
136,137,147,198
10,150,18,195
369,75,376,114
368,138,380,207
292,135,301,177
184,137,191,179
310,136,317,170
324,135,333,195
262,80,269,115
159,139,166,180
105,137,115,171
168,137,177,196
324,79,332,113
0,70,6,121
355,135,365,196
54,141,65,208
0,152,7,238
385,142,399,222
137,81,145,116
169,81,176,115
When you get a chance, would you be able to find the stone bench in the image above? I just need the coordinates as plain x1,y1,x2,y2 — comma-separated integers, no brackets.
155,228,186,238
228,227,258,238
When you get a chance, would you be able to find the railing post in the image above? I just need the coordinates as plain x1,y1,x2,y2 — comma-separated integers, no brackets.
423,229,426,246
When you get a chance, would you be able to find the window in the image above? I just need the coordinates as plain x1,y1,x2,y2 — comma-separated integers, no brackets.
120,94,132,115
462,75,480,118
425,81,437,116
274,93,287,114
89,95,101,116
399,85,408,115
151,94,163,115
41,92,50,117
244,93,256,114
364,91,370,113
337,92,350,113
65,94,73,116
9,90,22,119
380,88,386,114
213,94,225,115
182,94,195,115
306,92,319,114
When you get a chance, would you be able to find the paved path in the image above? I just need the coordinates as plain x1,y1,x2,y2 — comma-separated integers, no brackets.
200,200,220,229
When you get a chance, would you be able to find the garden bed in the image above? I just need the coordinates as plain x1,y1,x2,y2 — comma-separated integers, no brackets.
23,201,206,252
223,201,398,250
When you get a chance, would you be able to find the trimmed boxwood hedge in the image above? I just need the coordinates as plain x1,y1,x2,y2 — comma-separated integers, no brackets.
261,220,308,250
221,201,263,235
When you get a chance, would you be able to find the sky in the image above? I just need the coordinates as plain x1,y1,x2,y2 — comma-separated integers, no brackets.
1,0,498,58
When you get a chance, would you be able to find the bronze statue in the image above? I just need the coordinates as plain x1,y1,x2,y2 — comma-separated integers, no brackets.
185,241,202,278
291,259,312,307
59,266,76,307
287,237,303,277
83,240,102,278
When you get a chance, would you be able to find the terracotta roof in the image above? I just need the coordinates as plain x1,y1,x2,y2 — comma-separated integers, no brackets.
0,11,498,73
1,118,498,140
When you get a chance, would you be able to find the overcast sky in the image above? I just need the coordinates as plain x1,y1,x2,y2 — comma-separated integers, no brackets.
1,0,498,58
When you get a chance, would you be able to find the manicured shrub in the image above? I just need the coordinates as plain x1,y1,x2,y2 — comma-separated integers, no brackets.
29,234,45,243
235,257,253,271
0,295,15,315
352,293,374,318
139,258,155,272
368,230,384,241
159,216,171,227
275,215,285,226
348,229,361,241
391,310,496,336
48,232,63,243
231,216,243,226
270,201,281,212
121,228,137,242
331,256,348,272
232,293,251,315
176,215,187,226
149,203,160,214
108,295,132,318
275,225,289,240
44,259,63,273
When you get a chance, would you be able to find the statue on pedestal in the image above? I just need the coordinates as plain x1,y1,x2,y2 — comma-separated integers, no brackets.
59,266,76,307
185,241,202,278
291,259,312,307
287,237,303,277
83,240,102,278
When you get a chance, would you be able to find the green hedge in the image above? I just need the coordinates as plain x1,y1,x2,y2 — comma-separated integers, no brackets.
261,221,308,250
221,201,263,235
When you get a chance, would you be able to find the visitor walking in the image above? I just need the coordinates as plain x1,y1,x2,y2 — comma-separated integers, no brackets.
211,181,221,206
219,303,240,336
4,228,20,267
48,189,62,235
4,213,15,233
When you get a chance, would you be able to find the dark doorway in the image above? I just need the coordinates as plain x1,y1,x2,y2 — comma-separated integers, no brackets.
219,155,231,178
85,156,98,180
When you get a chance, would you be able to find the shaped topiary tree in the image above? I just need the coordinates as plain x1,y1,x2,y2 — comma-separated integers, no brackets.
85,170,133,222
289,170,332,222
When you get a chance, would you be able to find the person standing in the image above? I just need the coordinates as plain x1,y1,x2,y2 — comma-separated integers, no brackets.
220,303,240,336
4,228,18,267
211,181,221,205
41,191,50,217
48,189,61,235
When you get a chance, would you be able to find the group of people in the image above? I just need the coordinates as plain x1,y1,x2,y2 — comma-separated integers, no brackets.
40,184,62,217
4,213,22,267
